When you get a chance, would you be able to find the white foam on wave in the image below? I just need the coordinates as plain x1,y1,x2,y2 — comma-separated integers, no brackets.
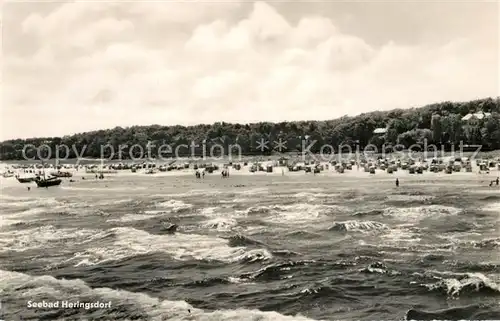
236,248,273,263
0,196,61,208
482,202,500,212
155,199,193,212
200,207,218,216
107,200,195,223
387,195,435,202
199,206,247,219
0,269,317,321
201,218,238,231
330,220,388,232
0,194,31,202
421,271,500,298
383,205,461,221
0,207,49,228
154,189,224,197
219,197,250,204
380,227,422,245
237,187,270,195
97,198,135,206
291,188,325,193
6,207,47,217
77,227,272,265
0,218,21,228
292,192,333,201
248,203,349,224
107,213,162,223
0,225,104,252
61,186,147,192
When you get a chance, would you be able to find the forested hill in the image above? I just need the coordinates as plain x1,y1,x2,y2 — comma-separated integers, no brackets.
1,97,499,160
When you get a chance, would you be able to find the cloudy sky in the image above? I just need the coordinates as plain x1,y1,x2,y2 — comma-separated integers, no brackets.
1,0,498,140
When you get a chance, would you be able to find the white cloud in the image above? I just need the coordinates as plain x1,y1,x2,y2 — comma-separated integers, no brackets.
243,1,291,41
1,1,497,140
290,16,338,49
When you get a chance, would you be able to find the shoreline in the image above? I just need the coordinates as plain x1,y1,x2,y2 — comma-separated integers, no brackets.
1,148,500,164
1,163,499,181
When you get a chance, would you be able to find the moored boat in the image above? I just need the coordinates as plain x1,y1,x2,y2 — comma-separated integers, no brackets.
34,160,62,187
50,171,73,178
35,176,62,187
2,171,14,178
16,175,35,183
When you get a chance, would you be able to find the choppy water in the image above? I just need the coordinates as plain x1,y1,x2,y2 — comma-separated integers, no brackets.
1,174,499,320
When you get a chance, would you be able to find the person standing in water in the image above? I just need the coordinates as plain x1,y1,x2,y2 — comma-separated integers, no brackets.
496,177,499,185
396,178,399,187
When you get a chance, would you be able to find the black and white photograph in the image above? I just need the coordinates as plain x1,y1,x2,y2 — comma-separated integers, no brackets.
0,0,499,320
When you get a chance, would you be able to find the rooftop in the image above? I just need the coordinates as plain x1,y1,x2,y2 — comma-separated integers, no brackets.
373,128,388,134
461,112,492,121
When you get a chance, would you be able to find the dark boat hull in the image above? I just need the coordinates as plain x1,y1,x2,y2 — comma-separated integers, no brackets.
50,172,72,177
35,178,62,187
17,177,34,183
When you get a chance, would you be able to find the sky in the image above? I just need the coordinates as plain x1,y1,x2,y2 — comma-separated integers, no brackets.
1,0,499,140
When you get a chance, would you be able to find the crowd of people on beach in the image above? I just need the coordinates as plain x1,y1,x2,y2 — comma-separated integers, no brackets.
194,168,229,179
13,159,500,191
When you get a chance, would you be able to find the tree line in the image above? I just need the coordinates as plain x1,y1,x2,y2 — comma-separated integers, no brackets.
1,97,499,160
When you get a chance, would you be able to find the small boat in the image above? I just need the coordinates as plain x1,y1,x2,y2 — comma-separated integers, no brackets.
16,175,35,183
2,172,14,178
50,171,73,178
34,160,62,187
35,176,62,187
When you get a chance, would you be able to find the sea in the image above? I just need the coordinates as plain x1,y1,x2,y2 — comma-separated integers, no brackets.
1,172,499,320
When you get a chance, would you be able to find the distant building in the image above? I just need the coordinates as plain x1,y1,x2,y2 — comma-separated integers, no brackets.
373,128,387,135
461,112,491,122
462,112,490,143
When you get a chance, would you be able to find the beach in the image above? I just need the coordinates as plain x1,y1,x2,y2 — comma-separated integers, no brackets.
0,163,499,320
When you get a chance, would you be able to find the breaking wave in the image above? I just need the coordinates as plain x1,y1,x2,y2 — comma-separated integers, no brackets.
0,269,318,321
67,227,273,266
154,200,193,212
383,205,462,220
201,218,238,231
329,220,388,232
421,272,500,298
0,225,105,252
